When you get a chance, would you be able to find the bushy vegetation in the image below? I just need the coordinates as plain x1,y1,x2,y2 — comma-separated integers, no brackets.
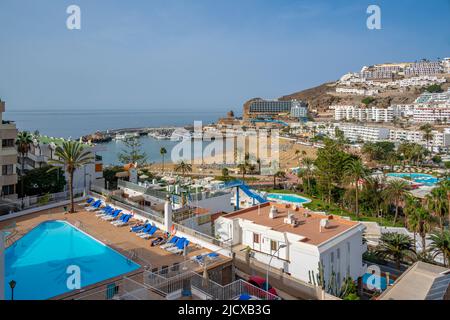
424,84,443,93
18,165,66,197
361,97,375,105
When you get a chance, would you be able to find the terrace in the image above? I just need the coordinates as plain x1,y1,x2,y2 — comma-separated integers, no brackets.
1,201,233,300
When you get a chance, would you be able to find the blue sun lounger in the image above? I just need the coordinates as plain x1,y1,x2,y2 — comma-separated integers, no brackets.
139,225,158,239
164,237,185,251
160,236,179,249
112,214,132,227
130,223,149,233
136,224,153,236
96,206,113,217
168,239,190,254
102,209,122,221
86,200,102,211
83,197,94,206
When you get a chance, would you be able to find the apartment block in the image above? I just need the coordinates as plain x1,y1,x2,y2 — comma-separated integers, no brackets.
0,100,18,199
333,106,394,123
20,138,105,191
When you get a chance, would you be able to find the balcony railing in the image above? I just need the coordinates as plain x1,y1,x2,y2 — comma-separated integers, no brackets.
144,269,280,300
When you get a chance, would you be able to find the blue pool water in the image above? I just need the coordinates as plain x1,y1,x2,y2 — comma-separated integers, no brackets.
5,220,140,300
267,193,311,204
362,273,394,291
387,173,439,186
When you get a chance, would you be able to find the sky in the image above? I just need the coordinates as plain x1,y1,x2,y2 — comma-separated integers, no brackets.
0,0,449,113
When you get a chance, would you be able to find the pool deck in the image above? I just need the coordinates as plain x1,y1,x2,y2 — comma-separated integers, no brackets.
0,202,231,271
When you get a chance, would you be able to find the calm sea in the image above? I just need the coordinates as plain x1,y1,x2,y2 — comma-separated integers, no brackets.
5,109,225,166
5,109,223,138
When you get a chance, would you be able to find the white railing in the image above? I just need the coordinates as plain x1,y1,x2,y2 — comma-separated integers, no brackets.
144,269,281,300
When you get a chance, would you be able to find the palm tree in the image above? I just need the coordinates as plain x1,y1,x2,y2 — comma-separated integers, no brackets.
384,180,410,225
273,171,286,188
426,187,447,230
159,147,167,172
237,163,247,180
420,123,434,152
15,131,34,202
428,230,450,267
415,206,434,252
375,232,416,270
48,141,93,213
301,157,314,193
175,160,192,177
343,158,369,217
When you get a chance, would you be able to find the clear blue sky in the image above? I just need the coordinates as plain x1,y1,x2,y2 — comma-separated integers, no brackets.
0,0,449,112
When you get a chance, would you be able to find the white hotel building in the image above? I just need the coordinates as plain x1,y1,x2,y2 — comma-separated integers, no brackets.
333,106,394,123
215,202,367,285
412,89,450,123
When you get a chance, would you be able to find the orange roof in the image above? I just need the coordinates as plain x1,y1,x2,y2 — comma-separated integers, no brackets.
123,163,137,171
224,202,360,246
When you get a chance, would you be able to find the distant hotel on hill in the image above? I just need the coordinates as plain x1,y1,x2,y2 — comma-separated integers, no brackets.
243,98,308,121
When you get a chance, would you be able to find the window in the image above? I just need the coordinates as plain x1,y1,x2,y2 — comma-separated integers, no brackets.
2,184,15,196
2,139,14,148
331,252,334,264
2,164,14,176
270,240,277,251
337,248,341,260
253,233,260,244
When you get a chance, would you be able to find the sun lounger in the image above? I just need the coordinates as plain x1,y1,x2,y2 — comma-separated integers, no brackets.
96,206,113,217
113,214,132,227
136,224,153,236
86,200,102,211
160,236,179,249
130,223,149,233
168,239,190,254
110,213,128,225
164,237,185,251
139,226,158,239
83,197,95,206
102,210,122,221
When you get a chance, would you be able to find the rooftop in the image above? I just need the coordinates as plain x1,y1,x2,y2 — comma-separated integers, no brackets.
223,202,361,246
379,262,450,300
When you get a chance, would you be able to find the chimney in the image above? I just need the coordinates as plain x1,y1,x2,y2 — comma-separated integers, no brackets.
319,218,329,232
164,195,173,231
269,205,278,219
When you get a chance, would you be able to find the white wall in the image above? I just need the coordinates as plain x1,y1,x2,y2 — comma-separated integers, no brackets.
197,193,234,214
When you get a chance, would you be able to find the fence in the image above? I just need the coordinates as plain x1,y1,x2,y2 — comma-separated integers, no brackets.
144,269,280,300
0,188,85,216
73,276,160,300
89,186,165,224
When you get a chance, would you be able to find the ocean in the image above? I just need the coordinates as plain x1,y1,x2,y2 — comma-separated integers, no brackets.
5,109,226,166
5,109,223,138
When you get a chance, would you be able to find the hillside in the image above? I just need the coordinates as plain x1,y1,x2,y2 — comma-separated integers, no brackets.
275,75,450,112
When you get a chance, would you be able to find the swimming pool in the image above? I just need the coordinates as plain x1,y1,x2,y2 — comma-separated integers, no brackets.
5,220,140,300
387,173,439,186
267,193,311,204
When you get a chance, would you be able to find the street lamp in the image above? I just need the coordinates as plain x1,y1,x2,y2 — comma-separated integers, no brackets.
266,244,286,298
9,280,16,300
